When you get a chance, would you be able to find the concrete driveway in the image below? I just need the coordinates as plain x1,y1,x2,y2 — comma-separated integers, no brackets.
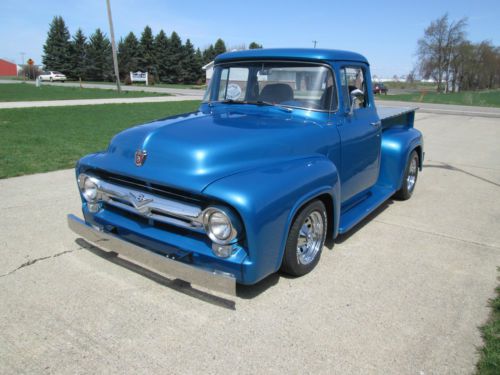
1,110,499,374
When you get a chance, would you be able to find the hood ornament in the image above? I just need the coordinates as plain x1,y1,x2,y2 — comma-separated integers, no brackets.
135,149,147,166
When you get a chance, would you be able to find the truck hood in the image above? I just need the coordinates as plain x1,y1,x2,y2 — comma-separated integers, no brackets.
86,107,326,193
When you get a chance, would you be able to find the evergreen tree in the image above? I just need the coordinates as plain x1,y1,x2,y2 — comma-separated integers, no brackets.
118,32,141,79
165,31,183,83
69,28,87,80
181,39,200,83
195,48,204,82
202,44,216,64
213,38,227,56
154,30,170,82
249,42,263,49
139,26,156,75
42,16,71,74
86,28,113,81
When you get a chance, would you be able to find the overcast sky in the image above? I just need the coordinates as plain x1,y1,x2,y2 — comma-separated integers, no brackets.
1,0,499,77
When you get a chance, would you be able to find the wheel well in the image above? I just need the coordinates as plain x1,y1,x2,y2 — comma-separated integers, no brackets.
315,193,334,240
414,145,423,170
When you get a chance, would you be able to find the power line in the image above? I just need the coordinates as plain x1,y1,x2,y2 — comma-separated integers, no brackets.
312,40,318,48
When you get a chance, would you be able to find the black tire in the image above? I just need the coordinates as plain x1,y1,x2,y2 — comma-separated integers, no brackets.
280,200,327,277
394,150,419,200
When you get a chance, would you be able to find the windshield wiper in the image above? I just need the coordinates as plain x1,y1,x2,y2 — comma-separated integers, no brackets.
246,100,293,112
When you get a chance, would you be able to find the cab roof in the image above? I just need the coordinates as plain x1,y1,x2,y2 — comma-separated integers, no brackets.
215,48,369,65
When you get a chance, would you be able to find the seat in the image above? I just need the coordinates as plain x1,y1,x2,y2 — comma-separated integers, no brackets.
259,84,293,103
320,85,338,110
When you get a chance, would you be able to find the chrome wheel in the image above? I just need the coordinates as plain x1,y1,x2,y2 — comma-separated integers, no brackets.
296,211,325,265
407,155,418,192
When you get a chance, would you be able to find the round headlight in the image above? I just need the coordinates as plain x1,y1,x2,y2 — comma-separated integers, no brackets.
203,208,237,245
79,174,98,202
208,211,232,240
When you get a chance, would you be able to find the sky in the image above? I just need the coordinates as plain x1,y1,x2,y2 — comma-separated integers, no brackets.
1,0,499,77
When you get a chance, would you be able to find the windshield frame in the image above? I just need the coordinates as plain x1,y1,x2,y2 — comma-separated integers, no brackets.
204,60,338,113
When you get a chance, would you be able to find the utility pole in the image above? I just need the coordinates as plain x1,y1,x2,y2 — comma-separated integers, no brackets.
312,40,318,48
106,0,121,92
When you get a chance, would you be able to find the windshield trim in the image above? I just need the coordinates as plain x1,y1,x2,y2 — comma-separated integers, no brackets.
205,59,338,114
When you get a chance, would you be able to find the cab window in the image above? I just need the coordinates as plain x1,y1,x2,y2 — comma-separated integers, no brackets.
340,67,368,110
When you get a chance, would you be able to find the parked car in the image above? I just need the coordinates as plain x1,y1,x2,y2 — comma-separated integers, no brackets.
38,71,66,82
373,82,388,94
68,48,423,295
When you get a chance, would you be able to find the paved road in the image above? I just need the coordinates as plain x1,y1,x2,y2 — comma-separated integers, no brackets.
1,112,500,374
0,95,202,109
0,79,205,97
376,99,500,118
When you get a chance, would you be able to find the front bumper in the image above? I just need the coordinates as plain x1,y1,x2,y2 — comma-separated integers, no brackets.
67,214,236,295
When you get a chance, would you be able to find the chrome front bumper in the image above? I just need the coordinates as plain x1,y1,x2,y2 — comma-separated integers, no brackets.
67,214,236,295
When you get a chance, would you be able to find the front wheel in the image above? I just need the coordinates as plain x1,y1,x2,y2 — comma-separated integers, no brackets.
394,150,419,200
280,200,327,277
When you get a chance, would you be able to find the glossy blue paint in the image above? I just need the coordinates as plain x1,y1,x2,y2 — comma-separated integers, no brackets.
74,50,423,285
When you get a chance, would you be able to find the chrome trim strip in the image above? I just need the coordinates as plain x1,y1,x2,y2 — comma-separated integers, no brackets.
67,214,237,296
84,174,205,231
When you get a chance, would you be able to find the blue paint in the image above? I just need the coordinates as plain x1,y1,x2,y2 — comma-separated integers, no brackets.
74,49,423,285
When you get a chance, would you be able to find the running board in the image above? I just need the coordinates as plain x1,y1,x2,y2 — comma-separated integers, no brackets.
338,186,395,234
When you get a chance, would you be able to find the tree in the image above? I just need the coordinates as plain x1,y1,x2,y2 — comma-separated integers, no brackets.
417,14,467,92
249,42,263,49
202,44,216,64
42,16,71,74
213,38,227,56
194,48,204,82
118,32,141,79
154,30,170,82
86,28,113,81
139,26,156,75
181,39,201,84
165,31,183,83
69,28,87,80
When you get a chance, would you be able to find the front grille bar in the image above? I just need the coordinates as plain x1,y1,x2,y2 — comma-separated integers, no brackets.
88,175,205,232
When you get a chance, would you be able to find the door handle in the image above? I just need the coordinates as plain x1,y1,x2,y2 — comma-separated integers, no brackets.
370,121,381,128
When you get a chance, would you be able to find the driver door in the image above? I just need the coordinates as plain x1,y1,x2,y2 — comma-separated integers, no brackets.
336,65,381,203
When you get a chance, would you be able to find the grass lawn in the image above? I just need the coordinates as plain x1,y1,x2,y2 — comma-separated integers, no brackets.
0,83,171,102
477,285,500,374
0,101,200,178
378,90,500,108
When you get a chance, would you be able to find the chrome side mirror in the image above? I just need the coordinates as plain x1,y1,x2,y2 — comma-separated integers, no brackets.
349,89,364,116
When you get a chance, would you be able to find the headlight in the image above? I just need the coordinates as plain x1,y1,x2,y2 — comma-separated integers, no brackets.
78,174,99,202
203,207,237,245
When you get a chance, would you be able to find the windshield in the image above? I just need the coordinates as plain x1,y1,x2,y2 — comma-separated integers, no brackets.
204,62,336,111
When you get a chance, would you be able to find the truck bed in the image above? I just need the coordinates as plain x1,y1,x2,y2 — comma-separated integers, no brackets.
377,106,418,129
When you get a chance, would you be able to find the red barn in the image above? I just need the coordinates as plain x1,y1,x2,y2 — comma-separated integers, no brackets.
0,59,18,76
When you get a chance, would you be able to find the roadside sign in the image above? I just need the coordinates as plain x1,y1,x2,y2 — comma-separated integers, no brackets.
27,58,34,66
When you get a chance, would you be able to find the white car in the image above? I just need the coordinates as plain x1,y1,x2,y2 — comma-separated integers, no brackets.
38,71,67,82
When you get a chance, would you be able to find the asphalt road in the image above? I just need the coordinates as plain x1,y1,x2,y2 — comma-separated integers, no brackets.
1,111,500,374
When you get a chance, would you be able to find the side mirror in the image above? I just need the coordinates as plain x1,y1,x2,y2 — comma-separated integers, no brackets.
348,89,364,116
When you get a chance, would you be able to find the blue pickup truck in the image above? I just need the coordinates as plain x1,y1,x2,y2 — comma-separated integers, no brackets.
68,49,423,295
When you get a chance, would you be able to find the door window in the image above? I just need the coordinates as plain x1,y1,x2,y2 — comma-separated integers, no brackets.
340,67,368,110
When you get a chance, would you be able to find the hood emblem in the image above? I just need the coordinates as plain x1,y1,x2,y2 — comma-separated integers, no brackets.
135,150,147,166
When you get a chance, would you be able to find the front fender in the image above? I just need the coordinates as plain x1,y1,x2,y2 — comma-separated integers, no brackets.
202,156,340,285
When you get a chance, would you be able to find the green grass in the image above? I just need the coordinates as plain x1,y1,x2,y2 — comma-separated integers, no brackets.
0,83,171,102
382,81,437,90
477,284,500,374
378,89,500,108
0,101,200,178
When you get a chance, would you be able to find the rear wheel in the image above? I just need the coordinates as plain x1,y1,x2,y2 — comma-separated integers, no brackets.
280,200,327,276
394,150,419,200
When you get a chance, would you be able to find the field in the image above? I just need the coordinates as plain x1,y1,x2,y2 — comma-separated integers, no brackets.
378,89,500,107
0,83,170,102
0,101,200,178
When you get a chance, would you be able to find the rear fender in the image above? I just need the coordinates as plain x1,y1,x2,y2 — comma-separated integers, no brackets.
378,127,423,190
202,156,340,284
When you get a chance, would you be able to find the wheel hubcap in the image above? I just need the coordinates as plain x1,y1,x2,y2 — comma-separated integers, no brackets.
407,156,418,192
296,211,325,265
